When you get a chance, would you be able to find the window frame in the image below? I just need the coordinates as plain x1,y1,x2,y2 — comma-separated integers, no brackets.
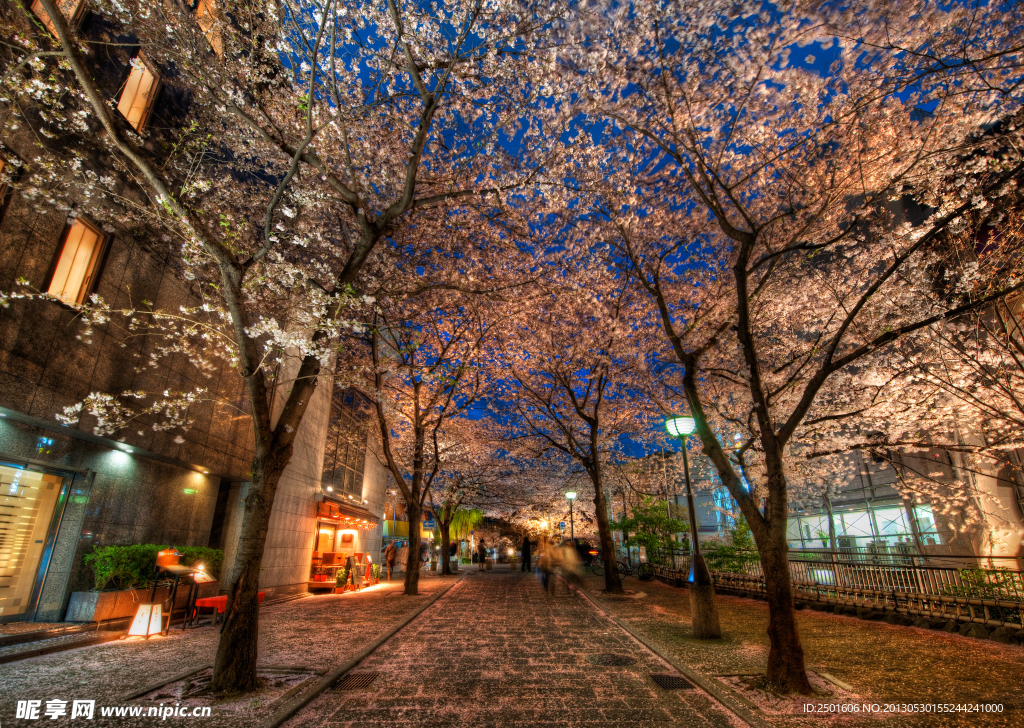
43,215,110,306
30,0,87,37
116,52,161,133
194,0,224,56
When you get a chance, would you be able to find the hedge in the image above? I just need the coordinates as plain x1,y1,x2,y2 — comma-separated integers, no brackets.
82,544,223,591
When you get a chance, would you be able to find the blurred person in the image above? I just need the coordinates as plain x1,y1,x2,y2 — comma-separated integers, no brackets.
384,541,398,580
546,539,563,594
520,535,532,572
559,538,583,587
536,539,550,590
477,539,487,570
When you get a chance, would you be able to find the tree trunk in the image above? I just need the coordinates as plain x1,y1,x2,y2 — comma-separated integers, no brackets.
439,520,452,575
759,526,813,694
210,448,290,693
403,499,422,595
593,481,623,594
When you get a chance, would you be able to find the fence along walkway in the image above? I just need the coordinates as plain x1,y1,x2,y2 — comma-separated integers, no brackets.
651,549,1024,629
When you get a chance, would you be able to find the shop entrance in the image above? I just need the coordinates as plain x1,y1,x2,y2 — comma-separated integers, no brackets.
0,464,66,619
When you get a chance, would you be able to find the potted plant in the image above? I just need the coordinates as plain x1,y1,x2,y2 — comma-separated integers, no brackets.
334,567,348,594
371,563,381,584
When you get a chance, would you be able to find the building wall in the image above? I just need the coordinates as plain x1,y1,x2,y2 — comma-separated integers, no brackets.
0,416,220,621
357,438,390,562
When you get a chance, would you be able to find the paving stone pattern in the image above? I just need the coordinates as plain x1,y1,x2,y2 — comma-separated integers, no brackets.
285,570,742,728
0,576,457,727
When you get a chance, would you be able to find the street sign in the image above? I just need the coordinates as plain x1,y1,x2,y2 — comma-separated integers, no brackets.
559,522,566,529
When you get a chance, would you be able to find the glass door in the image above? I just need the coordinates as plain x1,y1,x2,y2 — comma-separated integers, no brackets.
0,465,65,618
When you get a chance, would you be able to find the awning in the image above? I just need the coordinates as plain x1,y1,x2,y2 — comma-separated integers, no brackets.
318,499,380,530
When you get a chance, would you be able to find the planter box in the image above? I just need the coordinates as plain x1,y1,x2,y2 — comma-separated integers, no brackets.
332,586,346,594
65,583,219,623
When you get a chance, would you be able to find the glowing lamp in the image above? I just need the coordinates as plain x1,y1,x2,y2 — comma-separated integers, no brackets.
666,416,696,437
128,603,163,638
565,491,577,500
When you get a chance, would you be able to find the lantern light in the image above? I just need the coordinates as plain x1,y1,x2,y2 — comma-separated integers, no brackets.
128,603,163,638
666,416,697,437
565,491,577,500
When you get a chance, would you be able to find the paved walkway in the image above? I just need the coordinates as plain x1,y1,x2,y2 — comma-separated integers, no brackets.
284,570,740,728
0,575,459,727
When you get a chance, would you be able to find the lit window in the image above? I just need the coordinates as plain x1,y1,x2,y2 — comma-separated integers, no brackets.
30,0,86,36
46,218,106,305
195,0,223,56
116,54,160,132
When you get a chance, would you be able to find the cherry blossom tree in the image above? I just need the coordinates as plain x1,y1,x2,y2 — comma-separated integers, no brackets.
364,286,498,595
564,0,1024,692
423,417,511,575
495,260,658,594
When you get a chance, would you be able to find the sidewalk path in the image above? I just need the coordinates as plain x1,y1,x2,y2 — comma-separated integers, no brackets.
284,569,742,727
0,575,459,727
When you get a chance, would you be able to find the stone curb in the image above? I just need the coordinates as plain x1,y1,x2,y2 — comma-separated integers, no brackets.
0,631,125,665
569,582,772,728
256,573,469,728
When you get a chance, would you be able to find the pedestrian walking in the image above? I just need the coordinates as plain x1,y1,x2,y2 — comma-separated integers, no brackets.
384,541,397,580
477,539,487,570
419,541,429,570
520,535,532,572
546,539,563,594
559,538,582,587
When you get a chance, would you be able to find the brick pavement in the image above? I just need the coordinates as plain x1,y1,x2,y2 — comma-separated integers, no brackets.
284,569,743,727
0,575,458,727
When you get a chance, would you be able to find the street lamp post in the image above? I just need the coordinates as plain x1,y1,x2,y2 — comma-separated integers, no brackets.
666,416,722,639
565,492,577,542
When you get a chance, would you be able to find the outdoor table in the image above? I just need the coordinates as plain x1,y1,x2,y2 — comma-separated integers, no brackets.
192,592,266,624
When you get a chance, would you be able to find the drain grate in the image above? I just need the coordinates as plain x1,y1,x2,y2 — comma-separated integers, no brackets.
587,653,637,667
333,672,381,690
651,673,694,690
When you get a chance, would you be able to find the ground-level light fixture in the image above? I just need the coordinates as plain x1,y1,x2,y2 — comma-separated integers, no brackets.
128,603,163,638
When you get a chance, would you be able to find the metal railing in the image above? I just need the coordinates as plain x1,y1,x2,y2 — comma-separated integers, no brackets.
645,547,1024,628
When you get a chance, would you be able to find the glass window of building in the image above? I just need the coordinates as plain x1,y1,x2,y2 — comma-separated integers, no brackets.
30,0,85,36
46,217,106,305
874,507,909,537
195,0,224,56
321,389,371,500
117,54,160,132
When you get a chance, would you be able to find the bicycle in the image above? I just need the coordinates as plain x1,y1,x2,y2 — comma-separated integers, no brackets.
591,557,655,581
